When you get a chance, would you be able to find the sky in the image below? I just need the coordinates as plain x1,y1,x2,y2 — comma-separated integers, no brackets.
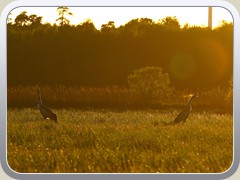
9,7,233,29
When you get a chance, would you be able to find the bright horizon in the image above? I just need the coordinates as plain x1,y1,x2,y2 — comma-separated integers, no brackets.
9,7,233,29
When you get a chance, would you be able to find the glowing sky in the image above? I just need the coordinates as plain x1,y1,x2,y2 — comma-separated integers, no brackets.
9,7,233,29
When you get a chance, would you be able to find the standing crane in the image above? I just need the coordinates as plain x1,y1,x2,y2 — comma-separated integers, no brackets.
37,86,57,122
173,94,198,124
161,94,198,125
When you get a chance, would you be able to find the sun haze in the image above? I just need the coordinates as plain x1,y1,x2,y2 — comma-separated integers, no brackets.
9,7,233,29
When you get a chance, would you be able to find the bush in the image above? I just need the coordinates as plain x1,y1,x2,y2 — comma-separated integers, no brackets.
127,66,173,103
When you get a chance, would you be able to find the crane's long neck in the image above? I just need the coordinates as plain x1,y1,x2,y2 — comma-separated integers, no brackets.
37,87,43,105
187,96,195,109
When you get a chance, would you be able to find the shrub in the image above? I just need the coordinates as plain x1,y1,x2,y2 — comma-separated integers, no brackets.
127,66,173,103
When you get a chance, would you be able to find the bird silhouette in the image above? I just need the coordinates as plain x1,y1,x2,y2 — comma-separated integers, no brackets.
162,94,198,125
37,86,57,122
173,94,198,124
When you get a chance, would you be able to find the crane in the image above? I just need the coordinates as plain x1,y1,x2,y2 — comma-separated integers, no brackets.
37,86,57,122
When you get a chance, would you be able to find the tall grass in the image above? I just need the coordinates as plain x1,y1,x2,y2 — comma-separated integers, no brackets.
7,108,233,173
8,85,231,112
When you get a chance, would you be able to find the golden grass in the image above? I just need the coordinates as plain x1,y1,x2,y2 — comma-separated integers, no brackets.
7,108,233,173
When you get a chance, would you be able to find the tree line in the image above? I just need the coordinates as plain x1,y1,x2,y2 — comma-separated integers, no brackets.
7,7,233,91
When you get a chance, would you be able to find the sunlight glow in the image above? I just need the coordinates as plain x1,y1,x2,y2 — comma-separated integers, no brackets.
9,7,233,29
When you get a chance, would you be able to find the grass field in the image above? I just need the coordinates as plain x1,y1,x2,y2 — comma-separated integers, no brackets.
7,108,233,173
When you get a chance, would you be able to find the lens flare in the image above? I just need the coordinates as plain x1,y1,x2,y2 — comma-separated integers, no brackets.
169,52,196,81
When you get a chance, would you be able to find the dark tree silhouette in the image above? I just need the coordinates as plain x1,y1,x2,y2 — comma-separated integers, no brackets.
28,14,42,28
76,19,97,33
160,16,181,30
7,12,233,91
101,21,116,31
14,11,29,26
56,7,73,26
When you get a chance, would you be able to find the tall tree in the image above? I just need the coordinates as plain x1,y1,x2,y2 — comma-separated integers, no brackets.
56,7,73,26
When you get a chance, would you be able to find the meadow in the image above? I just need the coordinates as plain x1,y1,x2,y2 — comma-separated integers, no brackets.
7,108,233,173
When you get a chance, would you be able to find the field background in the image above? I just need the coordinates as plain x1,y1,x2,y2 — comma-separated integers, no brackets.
7,85,233,173
7,108,232,173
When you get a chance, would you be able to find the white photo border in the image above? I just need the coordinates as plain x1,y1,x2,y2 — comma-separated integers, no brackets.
0,0,239,179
